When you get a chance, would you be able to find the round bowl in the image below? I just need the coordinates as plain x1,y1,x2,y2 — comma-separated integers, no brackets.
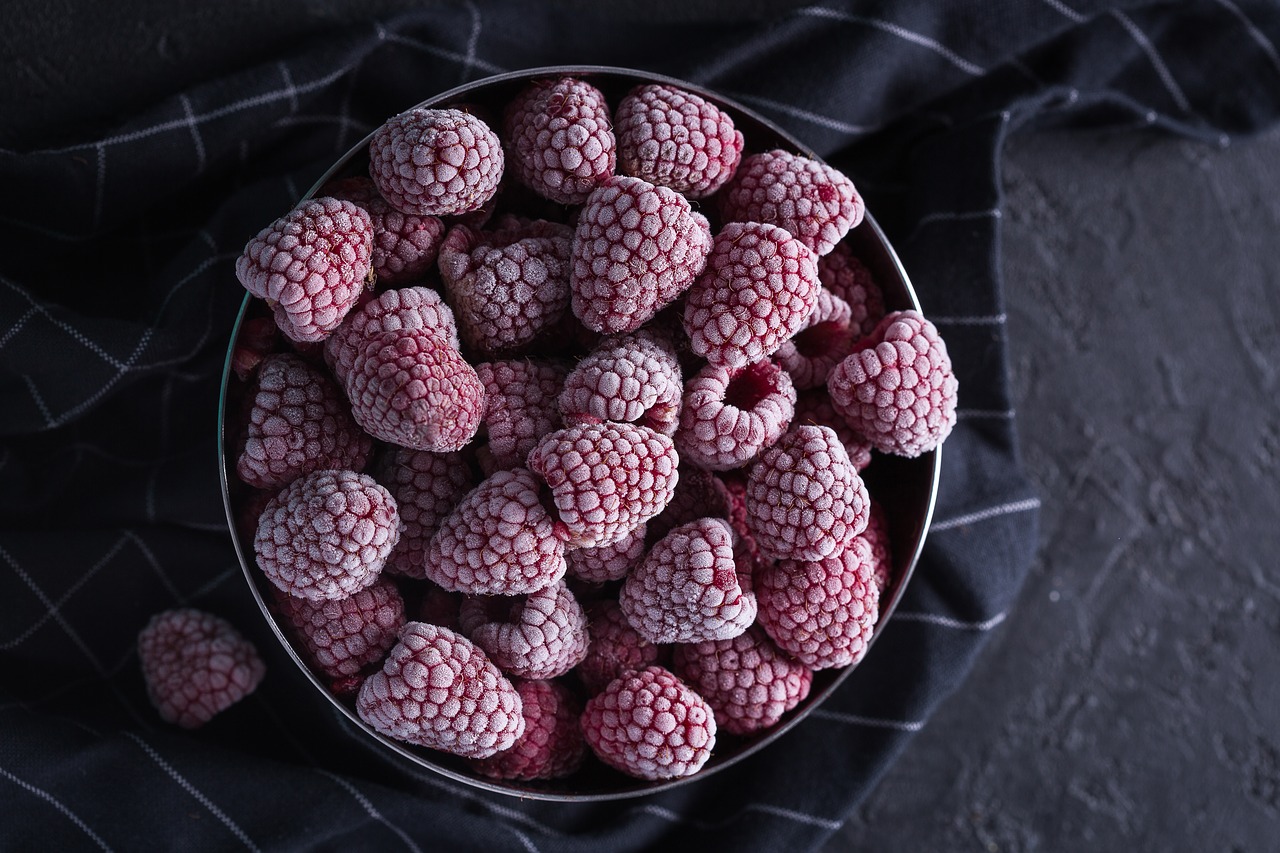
218,66,940,801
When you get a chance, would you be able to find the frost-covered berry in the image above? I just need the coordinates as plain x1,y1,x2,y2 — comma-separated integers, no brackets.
683,221,820,370
254,469,399,601
559,328,683,436
324,175,446,284
475,360,567,471
578,600,663,694
236,197,373,342
581,666,716,780
828,310,958,457
325,286,460,384
862,500,893,596
504,77,616,204
773,288,856,390
792,388,873,471
368,108,503,216
818,242,884,338
647,466,734,544
458,580,589,680
566,521,647,584
230,315,277,381
719,149,863,256
674,360,795,471
274,576,405,683
138,609,265,729
471,680,586,781
570,176,712,335
356,622,524,758
372,448,476,579
615,84,744,199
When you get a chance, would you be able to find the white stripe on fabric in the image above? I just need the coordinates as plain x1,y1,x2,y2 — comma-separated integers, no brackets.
1212,0,1280,76
956,409,1015,420
0,765,114,851
725,91,871,135
810,710,925,731
375,23,507,75
1109,10,1193,113
0,536,129,650
1037,0,1087,24
915,207,1002,228
461,1,483,83
930,313,1007,326
0,306,38,350
798,6,985,76
179,94,207,172
892,611,1009,631
0,543,105,673
316,770,425,853
930,497,1042,531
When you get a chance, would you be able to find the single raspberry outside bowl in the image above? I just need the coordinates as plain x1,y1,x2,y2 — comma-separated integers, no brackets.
217,66,940,802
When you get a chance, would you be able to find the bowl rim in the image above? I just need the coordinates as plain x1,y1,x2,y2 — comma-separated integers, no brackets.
218,64,941,802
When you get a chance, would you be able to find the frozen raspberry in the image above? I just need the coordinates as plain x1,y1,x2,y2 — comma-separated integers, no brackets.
372,448,476,579
773,288,856,390
829,310,958,458
274,576,405,685
356,622,524,758
325,286,460,385
426,468,566,596
672,625,812,735
236,197,374,342
368,108,503,217
324,176,446,284
793,389,873,471
458,580,589,679
345,329,484,453
415,582,462,631
647,466,734,544
230,315,278,381
745,424,868,562
674,360,795,472
566,521,647,584
581,666,716,781
578,600,663,694
475,360,566,471
719,149,864,257
504,77,616,205
559,329,683,436
255,470,398,601
570,175,712,334
862,500,893,596
438,221,572,357
236,353,373,490
757,537,880,670
620,518,755,644
527,422,679,549
138,609,265,729
818,242,884,338
471,680,586,781
683,221,819,370
615,84,744,199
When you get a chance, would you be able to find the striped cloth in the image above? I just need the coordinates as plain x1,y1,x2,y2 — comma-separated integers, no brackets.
2,2,1277,850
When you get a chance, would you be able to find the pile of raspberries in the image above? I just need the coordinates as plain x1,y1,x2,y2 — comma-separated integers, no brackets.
209,76,958,784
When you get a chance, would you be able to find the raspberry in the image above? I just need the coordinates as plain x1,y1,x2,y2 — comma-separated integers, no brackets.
230,315,278,381
235,197,374,342
368,108,503,217
578,600,663,694
674,360,796,471
581,666,716,780
438,221,572,356
773,288,857,390
458,580,589,679
683,221,820,370
818,242,885,339
792,388,873,472
274,576,405,685
757,537,880,670
138,609,265,729
527,422,679,549
828,310,958,458
325,286,460,384
471,680,586,781
426,467,566,596
345,329,485,453
619,518,755,644
745,424,868,562
415,582,463,631
236,353,373,490
372,448,476,579
254,470,399,601
671,625,813,735
558,328,683,436
504,77,616,204
356,622,524,758
475,360,567,471
566,521,647,584
570,175,712,335
861,500,893,596
614,84,744,199
719,149,864,256
647,466,733,544
324,176,446,284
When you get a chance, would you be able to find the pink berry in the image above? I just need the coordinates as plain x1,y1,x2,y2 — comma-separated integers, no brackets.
558,328,683,436
647,466,734,544
792,388,873,471
773,288,857,390
818,242,885,338
254,469,399,601
475,359,567,472
471,680,586,781
236,197,373,342
566,521,647,584
828,310,958,458
745,424,868,562
230,315,278,381
719,149,864,256
581,666,716,781
674,359,796,471
683,221,820,370
324,176,446,284
458,580,589,679
614,84,744,199
356,622,524,758
138,609,265,729
578,600,663,694
274,576,405,683
504,77,616,204
324,285,460,385
862,501,893,597
372,448,476,580
368,108,503,216
570,175,712,335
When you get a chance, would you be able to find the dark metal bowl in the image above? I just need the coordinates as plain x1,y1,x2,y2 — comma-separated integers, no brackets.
218,66,940,801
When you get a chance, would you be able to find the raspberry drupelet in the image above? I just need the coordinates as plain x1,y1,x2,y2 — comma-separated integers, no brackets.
475,360,567,472
368,108,504,216
792,388,873,472
138,609,266,729
558,328,683,436
674,359,796,471
773,288,857,390
504,77,616,204
458,579,589,680
323,175,446,284
470,680,586,781
818,242,885,339
372,448,476,580
614,83,744,199
578,599,663,694
273,576,405,688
